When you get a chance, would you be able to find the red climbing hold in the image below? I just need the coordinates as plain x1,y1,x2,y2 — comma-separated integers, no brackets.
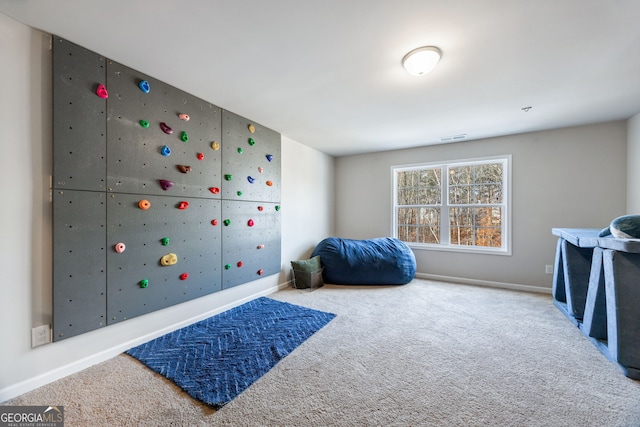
211,219,218,226
257,206,264,211
177,165,192,173
197,153,204,160
180,273,189,280
96,84,108,99
237,261,243,268
247,219,255,227
178,201,189,210
209,187,220,194
258,269,264,275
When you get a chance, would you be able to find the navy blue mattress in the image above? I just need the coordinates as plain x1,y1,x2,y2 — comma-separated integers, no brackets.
311,237,416,285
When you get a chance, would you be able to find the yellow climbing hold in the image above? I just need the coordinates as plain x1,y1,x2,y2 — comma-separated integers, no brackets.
211,141,220,150
160,253,178,266
248,124,255,133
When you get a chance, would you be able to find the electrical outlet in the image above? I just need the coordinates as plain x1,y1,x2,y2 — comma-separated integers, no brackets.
32,324,51,347
545,264,554,275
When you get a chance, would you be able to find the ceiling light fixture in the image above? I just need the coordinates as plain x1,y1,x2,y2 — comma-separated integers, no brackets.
402,46,442,76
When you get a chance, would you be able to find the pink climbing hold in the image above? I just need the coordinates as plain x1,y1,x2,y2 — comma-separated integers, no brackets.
178,113,190,121
159,179,174,191
257,244,265,249
258,269,264,275
96,84,108,99
257,206,264,211
114,242,126,253
247,219,255,227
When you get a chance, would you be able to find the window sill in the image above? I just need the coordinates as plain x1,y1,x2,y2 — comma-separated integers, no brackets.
406,242,512,256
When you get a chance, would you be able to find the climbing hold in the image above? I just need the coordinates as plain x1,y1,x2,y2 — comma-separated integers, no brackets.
180,272,189,280
138,80,150,93
224,264,232,270
114,242,126,253
237,147,243,154
178,113,190,121
223,219,231,226
178,201,189,210
258,269,264,275
159,179,174,191
161,237,170,246
160,253,178,266
161,145,172,156
138,199,151,210
96,84,108,99
177,164,192,173
247,219,255,227
139,119,150,128
275,205,281,211
248,138,255,146
224,174,232,181
209,187,220,194
257,206,264,211
237,261,243,268
211,141,220,150
248,124,255,133
139,279,149,288
257,244,265,249
211,219,218,226
180,131,189,142
160,122,173,135
197,152,204,160
258,167,264,173
247,176,255,184
237,191,243,196
266,181,273,186
266,154,273,162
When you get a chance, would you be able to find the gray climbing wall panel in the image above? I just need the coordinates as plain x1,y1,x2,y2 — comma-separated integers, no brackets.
52,190,107,340
51,36,281,341
52,36,107,192
222,200,282,289
107,194,221,324
106,61,222,198
222,111,281,202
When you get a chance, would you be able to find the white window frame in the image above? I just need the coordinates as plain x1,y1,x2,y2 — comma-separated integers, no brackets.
391,155,512,255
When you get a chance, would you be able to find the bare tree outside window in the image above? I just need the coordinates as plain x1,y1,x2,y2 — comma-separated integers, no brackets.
393,157,509,253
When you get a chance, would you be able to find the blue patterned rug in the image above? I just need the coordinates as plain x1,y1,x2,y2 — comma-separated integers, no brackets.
126,297,335,408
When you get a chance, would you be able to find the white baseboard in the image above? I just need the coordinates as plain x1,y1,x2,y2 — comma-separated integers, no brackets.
0,281,290,403
415,273,552,294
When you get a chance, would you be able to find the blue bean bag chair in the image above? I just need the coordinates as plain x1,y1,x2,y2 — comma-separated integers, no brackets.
311,237,416,285
599,214,640,239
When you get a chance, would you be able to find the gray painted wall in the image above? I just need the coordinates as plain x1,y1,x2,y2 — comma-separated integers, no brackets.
335,122,627,289
627,113,640,213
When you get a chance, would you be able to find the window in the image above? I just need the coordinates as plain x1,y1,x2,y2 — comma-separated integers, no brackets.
392,156,511,254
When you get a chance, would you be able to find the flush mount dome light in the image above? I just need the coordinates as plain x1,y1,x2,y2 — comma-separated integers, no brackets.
402,46,442,76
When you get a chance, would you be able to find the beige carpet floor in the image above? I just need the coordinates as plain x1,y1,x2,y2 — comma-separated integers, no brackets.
4,279,640,426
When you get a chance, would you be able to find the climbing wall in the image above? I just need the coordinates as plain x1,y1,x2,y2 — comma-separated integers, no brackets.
51,36,281,341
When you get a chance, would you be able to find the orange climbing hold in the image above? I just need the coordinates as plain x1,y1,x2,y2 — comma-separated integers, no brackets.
138,199,151,210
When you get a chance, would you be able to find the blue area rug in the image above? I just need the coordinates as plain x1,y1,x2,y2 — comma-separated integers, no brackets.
126,297,336,408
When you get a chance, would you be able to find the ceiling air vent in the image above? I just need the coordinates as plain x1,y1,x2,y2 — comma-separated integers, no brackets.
440,134,468,143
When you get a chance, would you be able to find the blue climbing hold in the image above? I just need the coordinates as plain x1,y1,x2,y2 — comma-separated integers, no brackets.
138,80,150,93
161,145,171,156
266,154,273,162
247,176,255,184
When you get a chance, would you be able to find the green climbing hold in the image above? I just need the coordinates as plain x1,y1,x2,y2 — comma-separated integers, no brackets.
161,237,170,246
248,138,255,146
224,219,231,226
181,131,189,142
225,174,232,181
237,191,243,196
275,205,281,211
139,279,149,288
225,264,232,270
237,147,243,154
139,120,150,128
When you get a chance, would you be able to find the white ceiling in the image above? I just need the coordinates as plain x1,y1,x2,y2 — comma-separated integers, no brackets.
1,0,639,156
